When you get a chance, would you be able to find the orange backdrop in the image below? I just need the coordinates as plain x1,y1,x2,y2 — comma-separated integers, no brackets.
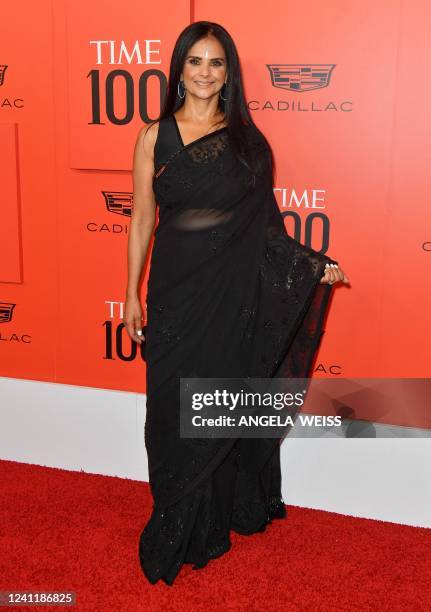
1,1,430,420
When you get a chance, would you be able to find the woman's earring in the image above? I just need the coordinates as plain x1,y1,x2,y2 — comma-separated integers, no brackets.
177,80,186,99
219,82,228,101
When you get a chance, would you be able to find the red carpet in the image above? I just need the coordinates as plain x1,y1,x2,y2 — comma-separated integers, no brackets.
0,459,430,611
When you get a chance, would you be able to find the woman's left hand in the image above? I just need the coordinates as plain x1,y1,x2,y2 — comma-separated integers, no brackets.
320,263,350,285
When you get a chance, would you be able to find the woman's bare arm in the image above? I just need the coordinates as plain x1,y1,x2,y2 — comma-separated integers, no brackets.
124,121,159,343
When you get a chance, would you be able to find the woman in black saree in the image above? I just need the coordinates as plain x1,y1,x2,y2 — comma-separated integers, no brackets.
125,21,348,586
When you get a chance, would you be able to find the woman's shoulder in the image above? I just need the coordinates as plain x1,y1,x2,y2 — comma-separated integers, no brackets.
132,122,157,168
137,120,160,144
135,120,164,160
243,121,271,153
242,119,267,138
138,115,177,145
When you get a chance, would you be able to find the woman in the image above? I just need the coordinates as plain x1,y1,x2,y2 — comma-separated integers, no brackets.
125,21,348,586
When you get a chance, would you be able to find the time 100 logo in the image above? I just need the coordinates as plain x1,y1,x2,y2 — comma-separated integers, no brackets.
88,69,167,124
103,321,145,362
282,211,331,255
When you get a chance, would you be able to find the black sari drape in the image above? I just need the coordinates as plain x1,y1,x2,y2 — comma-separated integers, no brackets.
138,114,337,585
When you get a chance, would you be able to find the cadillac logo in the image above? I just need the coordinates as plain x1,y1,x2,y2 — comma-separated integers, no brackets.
0,65,8,86
0,302,15,323
267,64,336,92
102,191,133,217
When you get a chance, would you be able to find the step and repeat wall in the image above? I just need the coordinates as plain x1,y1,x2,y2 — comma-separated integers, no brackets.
1,1,430,424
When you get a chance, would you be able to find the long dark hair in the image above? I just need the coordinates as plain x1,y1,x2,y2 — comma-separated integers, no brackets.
155,21,274,183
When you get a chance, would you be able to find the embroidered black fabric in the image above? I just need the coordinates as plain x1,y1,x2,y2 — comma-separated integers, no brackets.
139,114,337,585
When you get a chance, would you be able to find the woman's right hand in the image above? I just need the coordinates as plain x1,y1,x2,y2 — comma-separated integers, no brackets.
124,294,146,344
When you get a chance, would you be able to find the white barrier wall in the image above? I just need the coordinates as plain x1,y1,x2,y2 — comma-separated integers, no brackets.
1,376,430,529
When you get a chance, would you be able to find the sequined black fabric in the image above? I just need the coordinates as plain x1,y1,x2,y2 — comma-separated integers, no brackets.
139,114,337,585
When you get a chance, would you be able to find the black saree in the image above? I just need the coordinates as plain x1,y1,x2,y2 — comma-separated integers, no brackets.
138,114,337,585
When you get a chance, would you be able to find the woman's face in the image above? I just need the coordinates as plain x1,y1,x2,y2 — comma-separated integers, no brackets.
181,35,228,101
